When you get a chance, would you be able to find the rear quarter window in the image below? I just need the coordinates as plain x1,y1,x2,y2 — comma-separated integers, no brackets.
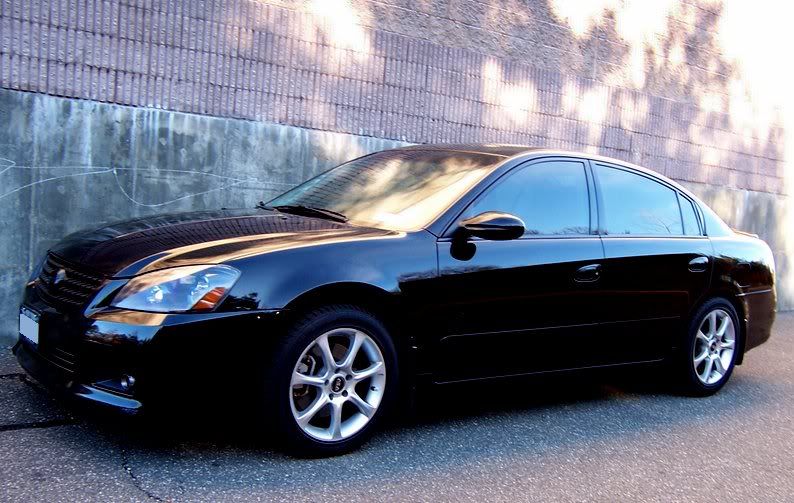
679,193,702,236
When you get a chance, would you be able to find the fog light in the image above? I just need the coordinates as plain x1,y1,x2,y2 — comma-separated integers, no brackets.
120,375,136,391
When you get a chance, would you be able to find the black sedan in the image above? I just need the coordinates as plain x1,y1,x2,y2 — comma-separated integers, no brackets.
14,145,776,455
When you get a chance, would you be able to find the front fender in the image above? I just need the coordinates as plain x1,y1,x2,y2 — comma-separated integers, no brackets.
222,230,437,311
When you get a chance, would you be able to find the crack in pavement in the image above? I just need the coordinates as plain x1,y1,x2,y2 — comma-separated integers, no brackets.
0,370,50,394
0,418,77,432
1,356,165,500
0,372,26,380
120,444,165,502
1,370,66,400
1,370,79,433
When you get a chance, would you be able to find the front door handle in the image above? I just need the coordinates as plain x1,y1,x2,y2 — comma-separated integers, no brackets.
574,263,601,283
688,256,709,272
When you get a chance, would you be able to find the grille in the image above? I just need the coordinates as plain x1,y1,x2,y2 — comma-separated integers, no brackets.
35,253,106,311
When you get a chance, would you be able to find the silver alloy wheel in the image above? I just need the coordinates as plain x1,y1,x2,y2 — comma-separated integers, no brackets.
693,308,736,385
289,327,387,442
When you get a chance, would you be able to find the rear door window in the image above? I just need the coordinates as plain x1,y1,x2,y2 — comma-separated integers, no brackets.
595,164,683,236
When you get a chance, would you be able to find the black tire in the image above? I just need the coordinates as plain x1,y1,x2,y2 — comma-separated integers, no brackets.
263,305,398,457
674,297,741,397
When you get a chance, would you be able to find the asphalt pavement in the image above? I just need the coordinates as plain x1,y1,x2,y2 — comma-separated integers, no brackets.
1,313,792,502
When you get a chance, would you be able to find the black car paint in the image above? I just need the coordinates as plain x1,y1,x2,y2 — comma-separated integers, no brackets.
14,146,777,412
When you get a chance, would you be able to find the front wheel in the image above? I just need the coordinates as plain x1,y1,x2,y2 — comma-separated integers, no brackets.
675,298,740,396
265,306,397,456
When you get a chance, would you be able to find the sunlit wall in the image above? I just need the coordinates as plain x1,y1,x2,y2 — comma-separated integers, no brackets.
0,0,790,307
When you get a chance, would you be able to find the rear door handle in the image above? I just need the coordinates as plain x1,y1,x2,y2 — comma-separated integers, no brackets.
574,263,601,283
688,256,709,272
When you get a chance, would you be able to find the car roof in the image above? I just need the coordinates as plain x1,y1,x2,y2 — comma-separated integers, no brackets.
394,143,546,157
395,143,696,200
399,143,727,237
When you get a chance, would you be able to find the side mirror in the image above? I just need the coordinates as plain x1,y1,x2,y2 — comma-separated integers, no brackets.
458,212,525,241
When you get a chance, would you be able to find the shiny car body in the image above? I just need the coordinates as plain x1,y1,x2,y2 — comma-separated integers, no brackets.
14,144,776,452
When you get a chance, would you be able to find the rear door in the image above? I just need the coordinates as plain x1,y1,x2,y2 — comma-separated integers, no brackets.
591,161,712,363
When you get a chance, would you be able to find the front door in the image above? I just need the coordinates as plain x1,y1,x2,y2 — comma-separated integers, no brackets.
431,158,605,382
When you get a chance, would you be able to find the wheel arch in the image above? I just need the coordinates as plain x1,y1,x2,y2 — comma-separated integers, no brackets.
280,282,418,407
281,282,405,344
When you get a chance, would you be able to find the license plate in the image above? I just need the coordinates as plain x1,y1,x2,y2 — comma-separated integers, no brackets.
19,307,40,345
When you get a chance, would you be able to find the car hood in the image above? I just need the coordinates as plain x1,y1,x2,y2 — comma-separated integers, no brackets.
50,209,395,277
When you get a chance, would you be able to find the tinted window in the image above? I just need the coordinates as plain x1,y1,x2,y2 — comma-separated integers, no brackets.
267,150,501,231
596,165,683,235
679,194,701,236
468,161,590,236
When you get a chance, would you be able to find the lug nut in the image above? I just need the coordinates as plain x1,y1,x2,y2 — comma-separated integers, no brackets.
342,390,348,397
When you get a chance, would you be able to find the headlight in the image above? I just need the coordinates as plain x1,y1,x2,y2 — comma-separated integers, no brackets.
110,265,240,313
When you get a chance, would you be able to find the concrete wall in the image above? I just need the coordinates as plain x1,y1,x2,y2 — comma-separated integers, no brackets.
0,2,787,191
0,88,404,342
0,0,792,341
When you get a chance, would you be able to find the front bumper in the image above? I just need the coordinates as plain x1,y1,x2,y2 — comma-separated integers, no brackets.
14,288,284,413
14,338,144,412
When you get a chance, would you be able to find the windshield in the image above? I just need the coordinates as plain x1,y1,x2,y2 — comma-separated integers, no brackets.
266,150,502,231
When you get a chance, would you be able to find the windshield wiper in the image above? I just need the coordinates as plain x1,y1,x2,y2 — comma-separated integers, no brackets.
259,203,348,223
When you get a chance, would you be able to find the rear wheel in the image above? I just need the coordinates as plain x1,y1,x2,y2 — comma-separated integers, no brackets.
675,298,740,396
265,305,397,456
